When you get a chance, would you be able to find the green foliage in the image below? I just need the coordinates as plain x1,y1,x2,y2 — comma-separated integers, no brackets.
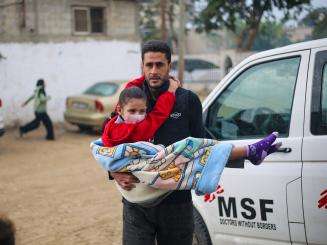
139,0,196,47
252,21,291,51
301,7,327,39
194,0,311,50
139,1,161,42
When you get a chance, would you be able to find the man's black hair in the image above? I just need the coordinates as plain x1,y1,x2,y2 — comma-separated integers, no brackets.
141,40,171,63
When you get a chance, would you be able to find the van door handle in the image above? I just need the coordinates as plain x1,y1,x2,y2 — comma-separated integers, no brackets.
276,147,292,153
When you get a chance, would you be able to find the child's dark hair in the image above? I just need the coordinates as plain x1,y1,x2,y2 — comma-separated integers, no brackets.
36,79,46,96
118,86,147,106
0,214,15,245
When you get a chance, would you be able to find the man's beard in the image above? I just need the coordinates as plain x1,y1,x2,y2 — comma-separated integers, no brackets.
147,75,169,89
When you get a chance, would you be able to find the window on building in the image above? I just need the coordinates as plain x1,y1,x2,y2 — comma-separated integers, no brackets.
90,8,104,33
74,8,88,32
73,7,105,34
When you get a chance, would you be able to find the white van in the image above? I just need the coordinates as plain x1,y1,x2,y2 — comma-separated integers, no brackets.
192,38,327,245
0,98,5,137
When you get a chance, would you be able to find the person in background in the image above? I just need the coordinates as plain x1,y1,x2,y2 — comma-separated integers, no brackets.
0,213,15,245
19,79,55,140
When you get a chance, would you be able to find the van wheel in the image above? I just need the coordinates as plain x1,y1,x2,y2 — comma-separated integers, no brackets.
193,207,212,245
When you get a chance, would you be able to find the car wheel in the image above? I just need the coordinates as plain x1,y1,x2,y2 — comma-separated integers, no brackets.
193,207,212,245
77,124,92,132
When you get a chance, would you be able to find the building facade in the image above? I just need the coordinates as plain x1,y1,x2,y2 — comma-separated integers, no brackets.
0,0,140,43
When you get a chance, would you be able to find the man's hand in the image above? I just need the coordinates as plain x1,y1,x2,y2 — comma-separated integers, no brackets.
110,172,139,191
168,76,181,93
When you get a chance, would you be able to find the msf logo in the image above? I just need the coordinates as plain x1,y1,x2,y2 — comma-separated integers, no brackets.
217,197,273,221
318,189,327,209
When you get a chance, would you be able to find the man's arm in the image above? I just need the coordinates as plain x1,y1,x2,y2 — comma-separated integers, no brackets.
188,91,205,138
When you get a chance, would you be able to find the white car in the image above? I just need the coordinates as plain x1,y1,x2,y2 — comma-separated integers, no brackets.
192,38,327,245
0,98,4,137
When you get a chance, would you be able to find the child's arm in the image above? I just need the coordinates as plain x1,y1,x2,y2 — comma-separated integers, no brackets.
125,75,145,88
128,78,179,141
103,79,179,146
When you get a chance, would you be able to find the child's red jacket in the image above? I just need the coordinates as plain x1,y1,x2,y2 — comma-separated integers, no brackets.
102,76,175,147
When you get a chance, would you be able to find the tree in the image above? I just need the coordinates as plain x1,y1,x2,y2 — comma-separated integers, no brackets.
139,1,161,42
194,0,311,51
139,0,195,51
252,20,292,51
301,7,327,39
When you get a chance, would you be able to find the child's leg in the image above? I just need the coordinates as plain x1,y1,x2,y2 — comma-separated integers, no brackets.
229,132,282,165
247,132,281,165
229,146,247,160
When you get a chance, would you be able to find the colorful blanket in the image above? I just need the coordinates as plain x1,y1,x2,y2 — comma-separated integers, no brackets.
90,137,233,204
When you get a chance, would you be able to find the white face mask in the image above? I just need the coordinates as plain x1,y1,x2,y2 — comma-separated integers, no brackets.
124,114,146,124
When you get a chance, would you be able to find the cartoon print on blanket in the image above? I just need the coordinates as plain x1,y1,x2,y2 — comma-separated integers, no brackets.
91,137,233,203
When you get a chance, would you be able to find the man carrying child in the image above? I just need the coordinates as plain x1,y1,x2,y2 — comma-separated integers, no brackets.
110,40,204,245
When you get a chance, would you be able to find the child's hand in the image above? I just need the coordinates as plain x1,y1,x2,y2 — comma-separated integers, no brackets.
111,172,140,191
168,77,180,93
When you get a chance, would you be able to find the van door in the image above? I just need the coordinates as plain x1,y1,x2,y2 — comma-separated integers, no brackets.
193,50,310,245
302,48,327,245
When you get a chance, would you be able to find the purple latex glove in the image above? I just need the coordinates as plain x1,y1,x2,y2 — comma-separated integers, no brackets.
246,132,282,165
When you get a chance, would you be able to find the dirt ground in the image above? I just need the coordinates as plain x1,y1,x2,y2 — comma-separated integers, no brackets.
0,125,123,245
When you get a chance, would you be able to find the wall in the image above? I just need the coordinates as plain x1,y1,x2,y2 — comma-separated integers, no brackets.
0,0,22,38
0,0,139,43
0,40,141,126
109,0,139,37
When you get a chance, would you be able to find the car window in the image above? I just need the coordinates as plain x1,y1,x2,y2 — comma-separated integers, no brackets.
195,60,219,70
206,57,300,140
171,59,218,71
84,82,119,96
171,61,178,70
185,59,195,71
311,50,327,135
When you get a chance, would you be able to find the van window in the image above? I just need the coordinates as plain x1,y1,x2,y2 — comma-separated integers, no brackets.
322,65,327,127
311,50,327,135
206,57,300,140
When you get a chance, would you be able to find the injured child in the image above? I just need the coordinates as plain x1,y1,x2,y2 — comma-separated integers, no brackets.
91,84,281,205
91,133,281,205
